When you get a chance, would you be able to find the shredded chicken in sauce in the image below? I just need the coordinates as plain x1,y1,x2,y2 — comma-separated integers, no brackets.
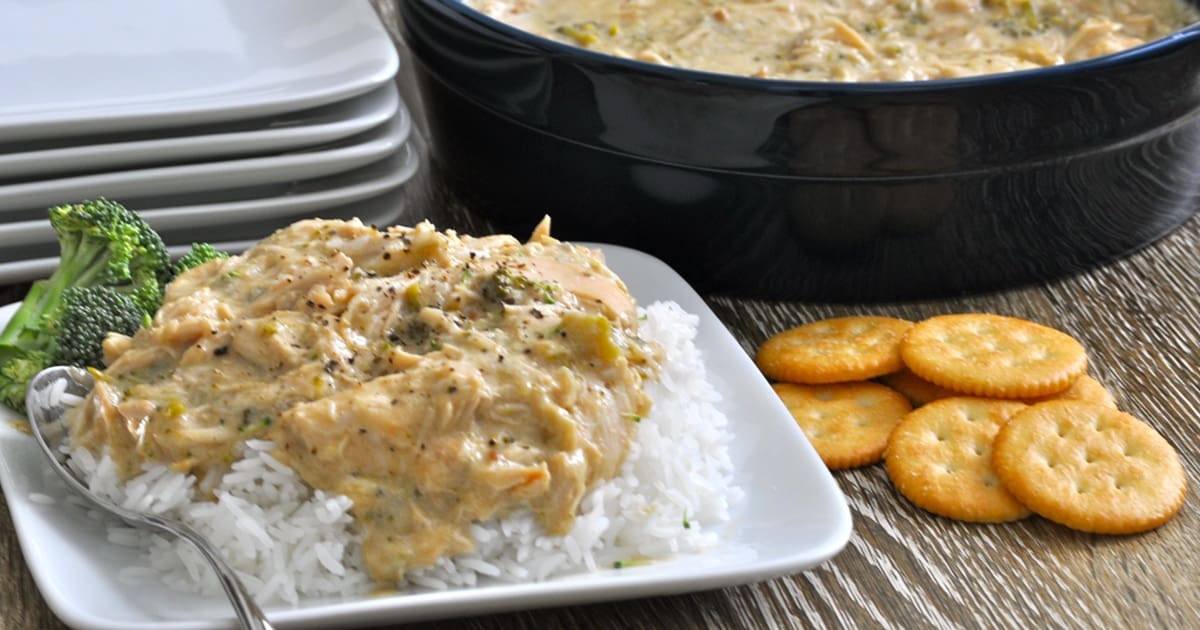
67,218,659,581
469,0,1199,81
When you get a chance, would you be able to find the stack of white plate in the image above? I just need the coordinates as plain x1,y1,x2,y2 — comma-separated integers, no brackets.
0,0,419,283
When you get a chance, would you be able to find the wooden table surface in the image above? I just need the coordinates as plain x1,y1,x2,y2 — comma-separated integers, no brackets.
3,4,1199,628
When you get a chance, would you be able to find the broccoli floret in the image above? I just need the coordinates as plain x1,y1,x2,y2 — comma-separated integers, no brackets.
173,242,228,276
48,199,171,313
53,287,146,369
0,199,170,412
0,347,51,413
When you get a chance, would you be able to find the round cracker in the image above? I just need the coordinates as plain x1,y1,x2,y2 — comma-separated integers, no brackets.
877,367,958,407
1022,374,1116,408
886,397,1032,522
900,314,1087,398
992,401,1186,534
757,316,913,384
772,381,911,469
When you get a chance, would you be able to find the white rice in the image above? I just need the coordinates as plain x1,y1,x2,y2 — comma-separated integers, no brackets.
65,300,741,604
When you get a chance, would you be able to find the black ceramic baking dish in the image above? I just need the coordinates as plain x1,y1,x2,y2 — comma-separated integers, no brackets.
400,0,1200,301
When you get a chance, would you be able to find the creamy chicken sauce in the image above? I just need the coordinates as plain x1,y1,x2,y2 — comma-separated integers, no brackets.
67,218,659,582
468,0,1199,81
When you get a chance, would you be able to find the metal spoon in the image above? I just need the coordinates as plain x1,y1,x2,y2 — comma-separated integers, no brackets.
25,366,274,630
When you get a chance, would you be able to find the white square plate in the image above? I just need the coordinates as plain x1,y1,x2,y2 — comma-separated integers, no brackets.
0,111,411,219
0,83,401,181
0,135,419,256
0,244,851,629
0,0,398,142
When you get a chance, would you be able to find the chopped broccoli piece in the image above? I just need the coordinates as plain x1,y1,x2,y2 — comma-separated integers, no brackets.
0,199,170,412
173,242,228,276
53,287,145,369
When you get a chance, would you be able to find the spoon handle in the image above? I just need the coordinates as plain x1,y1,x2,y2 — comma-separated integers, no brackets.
149,514,275,630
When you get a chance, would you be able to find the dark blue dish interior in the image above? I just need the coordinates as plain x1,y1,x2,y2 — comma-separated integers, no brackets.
401,0,1200,300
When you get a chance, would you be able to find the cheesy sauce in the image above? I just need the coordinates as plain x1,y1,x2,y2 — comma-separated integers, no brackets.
67,218,659,581
467,0,1199,81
